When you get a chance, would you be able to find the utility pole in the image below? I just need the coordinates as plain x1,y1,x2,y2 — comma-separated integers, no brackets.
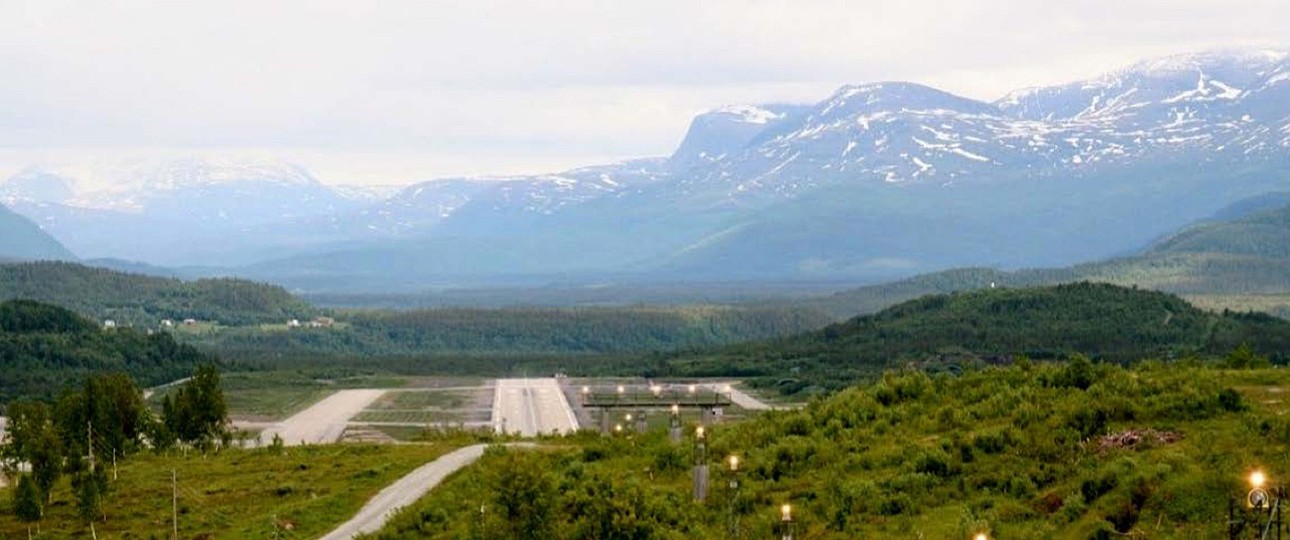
87,420,97,540
172,470,178,540
87,421,94,469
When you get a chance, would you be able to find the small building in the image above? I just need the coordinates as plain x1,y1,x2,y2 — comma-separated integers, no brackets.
183,318,198,326
102,319,117,329
311,316,335,328
287,319,301,328
161,319,175,328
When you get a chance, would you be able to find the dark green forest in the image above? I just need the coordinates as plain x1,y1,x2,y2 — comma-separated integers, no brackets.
188,304,831,358
0,300,213,404
0,262,315,328
673,283,1290,395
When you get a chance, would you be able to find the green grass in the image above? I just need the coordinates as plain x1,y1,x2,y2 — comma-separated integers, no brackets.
1184,293,1290,319
149,371,410,421
352,410,468,424
364,362,1290,539
0,442,464,539
368,390,475,411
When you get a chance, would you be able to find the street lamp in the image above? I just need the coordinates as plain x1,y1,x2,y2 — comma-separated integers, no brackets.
727,455,741,539
693,426,708,502
670,404,682,443
1250,470,1270,510
1231,469,1284,538
780,503,796,540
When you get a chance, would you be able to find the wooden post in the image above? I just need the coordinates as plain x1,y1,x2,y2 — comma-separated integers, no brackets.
172,469,178,540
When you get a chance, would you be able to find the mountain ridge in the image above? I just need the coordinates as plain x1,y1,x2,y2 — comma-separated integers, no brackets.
4,48,1290,289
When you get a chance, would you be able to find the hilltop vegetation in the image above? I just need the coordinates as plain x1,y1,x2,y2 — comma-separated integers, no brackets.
0,261,315,328
192,305,831,359
369,362,1290,539
0,299,212,403
805,201,1290,320
674,283,1290,394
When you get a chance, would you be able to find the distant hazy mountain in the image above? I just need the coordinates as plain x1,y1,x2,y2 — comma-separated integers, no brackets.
6,49,1290,291
802,194,1290,320
0,201,75,261
1,158,370,265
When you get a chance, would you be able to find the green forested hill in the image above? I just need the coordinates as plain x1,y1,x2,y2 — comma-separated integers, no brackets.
0,261,315,327
0,203,75,261
805,202,1290,320
0,300,213,403
197,304,833,359
678,283,1290,393
1147,202,1290,258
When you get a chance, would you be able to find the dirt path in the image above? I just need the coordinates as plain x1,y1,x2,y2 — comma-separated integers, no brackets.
318,443,523,540
258,389,386,446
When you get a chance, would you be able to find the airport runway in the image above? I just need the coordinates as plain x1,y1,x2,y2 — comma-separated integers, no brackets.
258,389,386,445
491,378,579,437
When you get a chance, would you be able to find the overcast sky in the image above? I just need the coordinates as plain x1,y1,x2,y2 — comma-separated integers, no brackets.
2,0,1288,187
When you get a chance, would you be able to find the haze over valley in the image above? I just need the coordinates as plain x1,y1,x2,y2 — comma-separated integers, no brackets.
5,2,1290,538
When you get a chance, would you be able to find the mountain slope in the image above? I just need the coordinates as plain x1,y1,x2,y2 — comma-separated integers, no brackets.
5,49,1290,290
1,158,370,265
0,261,314,327
676,283,1290,393
0,202,75,261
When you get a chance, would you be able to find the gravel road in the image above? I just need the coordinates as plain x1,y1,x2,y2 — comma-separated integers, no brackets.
317,443,516,540
491,378,579,437
259,389,386,446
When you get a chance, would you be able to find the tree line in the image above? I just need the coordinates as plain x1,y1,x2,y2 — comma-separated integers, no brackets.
0,261,315,328
667,283,1290,395
0,299,215,404
2,365,227,538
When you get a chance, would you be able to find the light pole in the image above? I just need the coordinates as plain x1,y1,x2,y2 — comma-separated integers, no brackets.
670,403,682,443
727,455,741,539
779,503,796,540
1230,469,1284,539
693,426,708,502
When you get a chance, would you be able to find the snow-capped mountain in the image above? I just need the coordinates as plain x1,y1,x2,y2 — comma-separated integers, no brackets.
670,104,811,169
669,49,1290,202
7,48,1290,289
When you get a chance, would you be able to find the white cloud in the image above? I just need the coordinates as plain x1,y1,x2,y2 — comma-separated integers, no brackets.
0,0,1287,185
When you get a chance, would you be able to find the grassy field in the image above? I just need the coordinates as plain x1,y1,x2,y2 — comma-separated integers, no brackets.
1184,293,1290,318
352,410,470,424
0,442,466,539
148,371,411,421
